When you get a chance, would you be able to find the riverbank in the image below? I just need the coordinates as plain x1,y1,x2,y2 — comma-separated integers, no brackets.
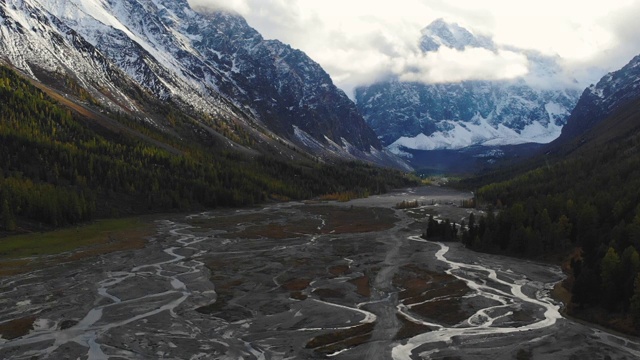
1,187,639,359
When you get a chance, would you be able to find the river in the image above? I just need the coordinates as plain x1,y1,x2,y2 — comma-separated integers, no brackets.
1,187,639,359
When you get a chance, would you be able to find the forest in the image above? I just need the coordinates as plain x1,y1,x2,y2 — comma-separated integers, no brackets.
0,65,415,234
457,130,640,331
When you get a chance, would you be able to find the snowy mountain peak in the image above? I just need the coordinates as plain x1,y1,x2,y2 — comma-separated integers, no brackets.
356,20,581,156
420,19,493,52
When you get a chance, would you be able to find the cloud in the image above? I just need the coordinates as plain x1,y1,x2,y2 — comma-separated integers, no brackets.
188,0,250,14
393,48,529,84
188,0,640,97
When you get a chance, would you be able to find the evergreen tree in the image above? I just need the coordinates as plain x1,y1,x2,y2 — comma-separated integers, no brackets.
630,274,640,326
1,199,16,231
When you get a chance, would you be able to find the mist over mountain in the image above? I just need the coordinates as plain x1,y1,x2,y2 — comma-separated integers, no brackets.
356,19,582,158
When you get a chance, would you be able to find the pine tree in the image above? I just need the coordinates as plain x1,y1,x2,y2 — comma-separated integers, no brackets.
1,198,16,231
630,274,640,326
601,247,622,310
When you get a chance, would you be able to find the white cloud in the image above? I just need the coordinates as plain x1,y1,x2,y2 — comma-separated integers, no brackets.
188,0,640,96
189,0,250,14
394,48,529,84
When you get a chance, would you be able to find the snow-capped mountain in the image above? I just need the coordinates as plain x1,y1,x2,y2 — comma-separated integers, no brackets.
356,19,581,154
556,54,640,143
419,19,493,52
0,0,407,169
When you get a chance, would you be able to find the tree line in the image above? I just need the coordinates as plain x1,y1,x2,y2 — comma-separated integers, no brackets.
457,132,640,330
0,65,416,233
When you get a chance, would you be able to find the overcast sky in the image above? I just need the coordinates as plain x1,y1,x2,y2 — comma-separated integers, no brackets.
188,0,640,98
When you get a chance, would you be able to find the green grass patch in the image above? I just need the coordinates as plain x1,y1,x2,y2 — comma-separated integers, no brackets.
0,217,149,260
0,217,152,277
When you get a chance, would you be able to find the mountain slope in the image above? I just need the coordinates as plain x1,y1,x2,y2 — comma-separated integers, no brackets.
553,54,640,148
0,64,416,233
356,19,580,154
0,0,407,169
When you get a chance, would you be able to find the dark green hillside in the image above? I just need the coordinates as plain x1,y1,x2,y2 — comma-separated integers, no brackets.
458,98,640,333
0,65,415,234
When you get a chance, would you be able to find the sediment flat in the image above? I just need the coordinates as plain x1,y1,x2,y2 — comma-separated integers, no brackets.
1,187,639,359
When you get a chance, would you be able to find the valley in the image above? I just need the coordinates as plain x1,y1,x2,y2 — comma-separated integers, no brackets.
1,187,638,359
2,0,640,358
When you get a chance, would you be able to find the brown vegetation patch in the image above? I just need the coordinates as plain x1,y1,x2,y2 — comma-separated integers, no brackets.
0,316,36,340
328,264,350,277
304,206,397,234
0,259,32,277
290,291,308,301
217,279,244,290
226,218,321,239
61,232,148,263
394,314,432,340
412,298,469,326
404,280,468,306
228,223,290,239
205,257,245,274
395,264,458,301
396,277,430,301
280,278,311,291
306,322,374,354
312,288,346,299
393,265,471,326
349,276,371,298
185,213,275,230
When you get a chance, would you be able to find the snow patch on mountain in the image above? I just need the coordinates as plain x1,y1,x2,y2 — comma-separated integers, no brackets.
1,0,406,168
357,19,580,152
388,116,563,154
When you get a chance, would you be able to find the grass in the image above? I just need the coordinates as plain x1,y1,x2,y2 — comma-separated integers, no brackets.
0,217,152,276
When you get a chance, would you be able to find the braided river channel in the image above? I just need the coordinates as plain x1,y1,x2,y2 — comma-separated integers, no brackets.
1,187,640,359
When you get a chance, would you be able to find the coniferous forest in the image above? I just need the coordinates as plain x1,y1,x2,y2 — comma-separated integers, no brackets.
0,65,415,233
458,130,640,330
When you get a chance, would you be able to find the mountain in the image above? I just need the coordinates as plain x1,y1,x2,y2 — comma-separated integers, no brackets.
553,54,640,147
0,63,416,232
0,0,408,170
419,18,494,52
355,19,581,157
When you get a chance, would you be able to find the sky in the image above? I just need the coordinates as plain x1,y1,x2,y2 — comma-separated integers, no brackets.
188,0,640,98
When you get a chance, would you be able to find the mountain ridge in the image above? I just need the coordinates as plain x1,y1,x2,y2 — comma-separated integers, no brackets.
553,54,640,148
0,0,409,170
